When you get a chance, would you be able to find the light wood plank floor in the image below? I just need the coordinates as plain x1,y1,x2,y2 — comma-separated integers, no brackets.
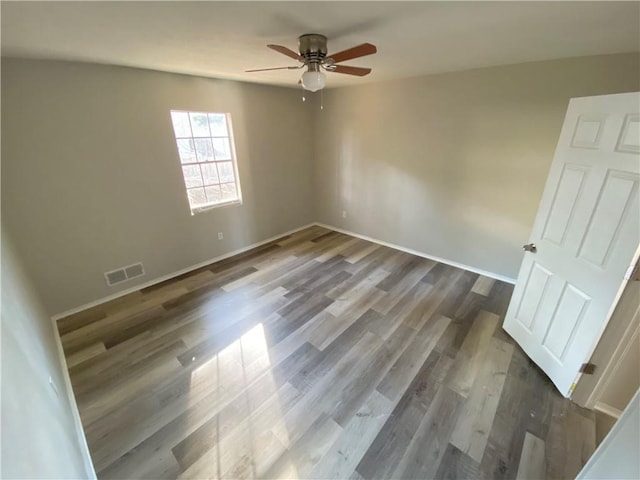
58,226,596,479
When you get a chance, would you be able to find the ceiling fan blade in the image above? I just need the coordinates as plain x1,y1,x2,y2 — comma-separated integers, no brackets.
327,43,377,64
331,65,372,76
245,66,301,72
267,44,303,62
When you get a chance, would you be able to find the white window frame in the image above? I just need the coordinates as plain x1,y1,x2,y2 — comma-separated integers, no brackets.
169,110,243,214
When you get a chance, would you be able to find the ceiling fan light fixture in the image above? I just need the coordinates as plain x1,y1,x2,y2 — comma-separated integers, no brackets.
301,70,326,92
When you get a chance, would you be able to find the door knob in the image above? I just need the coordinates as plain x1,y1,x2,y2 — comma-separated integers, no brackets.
523,243,537,253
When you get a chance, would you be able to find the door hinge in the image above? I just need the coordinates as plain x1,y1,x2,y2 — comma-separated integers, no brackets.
579,363,596,375
632,262,640,282
625,259,640,281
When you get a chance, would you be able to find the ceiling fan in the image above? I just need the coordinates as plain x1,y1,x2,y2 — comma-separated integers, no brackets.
246,34,377,92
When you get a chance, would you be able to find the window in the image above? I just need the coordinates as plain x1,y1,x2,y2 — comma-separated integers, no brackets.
170,110,242,213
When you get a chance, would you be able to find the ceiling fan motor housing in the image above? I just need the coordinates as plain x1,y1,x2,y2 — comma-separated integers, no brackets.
298,34,328,69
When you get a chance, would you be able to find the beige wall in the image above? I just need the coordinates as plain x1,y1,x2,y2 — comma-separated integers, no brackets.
577,388,640,480
574,279,640,413
601,329,640,411
1,58,315,315
3,54,639,317
314,53,640,280
1,228,95,478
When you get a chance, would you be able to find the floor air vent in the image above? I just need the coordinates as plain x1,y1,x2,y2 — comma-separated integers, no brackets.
105,262,145,286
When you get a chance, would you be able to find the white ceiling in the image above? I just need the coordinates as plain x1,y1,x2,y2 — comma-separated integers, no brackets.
2,1,639,89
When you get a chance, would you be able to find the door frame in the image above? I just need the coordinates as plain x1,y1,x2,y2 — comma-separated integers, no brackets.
573,250,640,409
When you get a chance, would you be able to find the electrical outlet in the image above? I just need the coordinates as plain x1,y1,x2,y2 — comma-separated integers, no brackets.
342,210,347,219
217,232,224,240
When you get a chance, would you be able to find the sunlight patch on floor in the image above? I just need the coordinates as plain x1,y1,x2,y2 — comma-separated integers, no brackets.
183,323,296,479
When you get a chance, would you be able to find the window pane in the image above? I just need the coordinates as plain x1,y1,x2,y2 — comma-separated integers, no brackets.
217,162,235,183
187,187,207,207
208,114,228,137
170,111,191,137
205,185,222,204
182,165,203,188
189,112,210,137
220,182,238,201
212,138,231,160
170,110,241,213
194,138,214,162
201,163,220,185
176,139,197,164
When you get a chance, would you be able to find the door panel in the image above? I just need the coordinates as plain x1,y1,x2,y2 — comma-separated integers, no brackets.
541,283,590,361
541,165,588,246
616,114,639,153
504,92,640,396
577,171,638,268
514,262,553,332
571,114,606,149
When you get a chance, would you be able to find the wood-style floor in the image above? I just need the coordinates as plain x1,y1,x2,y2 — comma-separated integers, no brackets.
58,226,596,480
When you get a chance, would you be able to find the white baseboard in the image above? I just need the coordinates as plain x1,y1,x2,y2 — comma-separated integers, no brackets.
315,222,517,285
594,401,623,419
52,221,516,321
51,223,316,321
50,316,97,478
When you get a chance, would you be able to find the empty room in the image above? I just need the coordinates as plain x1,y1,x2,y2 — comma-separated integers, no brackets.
2,2,640,479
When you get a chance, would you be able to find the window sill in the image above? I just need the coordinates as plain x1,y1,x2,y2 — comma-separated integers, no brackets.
191,199,243,215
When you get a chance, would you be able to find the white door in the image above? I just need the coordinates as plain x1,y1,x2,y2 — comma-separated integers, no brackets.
503,92,640,397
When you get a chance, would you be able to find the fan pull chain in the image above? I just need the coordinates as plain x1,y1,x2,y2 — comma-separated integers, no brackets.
301,85,306,102
320,89,324,110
